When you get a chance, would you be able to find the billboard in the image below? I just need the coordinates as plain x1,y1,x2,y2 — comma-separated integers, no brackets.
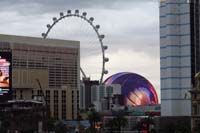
0,52,12,101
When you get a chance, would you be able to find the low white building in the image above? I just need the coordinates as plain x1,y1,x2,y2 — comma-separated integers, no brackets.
91,84,121,111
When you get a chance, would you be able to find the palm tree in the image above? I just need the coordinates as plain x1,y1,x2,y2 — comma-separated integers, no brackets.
175,120,191,133
133,121,145,133
146,117,155,133
133,117,155,133
87,110,101,132
0,113,10,133
107,119,115,133
46,117,55,132
54,121,67,133
141,117,155,133
112,111,128,132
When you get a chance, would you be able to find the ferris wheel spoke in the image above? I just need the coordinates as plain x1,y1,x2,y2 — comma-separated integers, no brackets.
42,10,109,84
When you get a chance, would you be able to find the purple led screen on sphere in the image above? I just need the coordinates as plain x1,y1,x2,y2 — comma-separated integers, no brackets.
104,72,158,106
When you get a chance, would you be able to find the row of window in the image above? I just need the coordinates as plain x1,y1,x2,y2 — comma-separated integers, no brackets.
13,89,79,120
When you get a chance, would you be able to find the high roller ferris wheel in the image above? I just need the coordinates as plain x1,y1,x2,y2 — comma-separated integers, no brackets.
41,9,109,84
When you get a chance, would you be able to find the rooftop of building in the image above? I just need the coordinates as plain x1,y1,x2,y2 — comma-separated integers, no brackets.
0,34,80,48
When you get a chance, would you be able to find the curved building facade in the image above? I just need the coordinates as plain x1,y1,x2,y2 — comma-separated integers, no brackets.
104,72,158,106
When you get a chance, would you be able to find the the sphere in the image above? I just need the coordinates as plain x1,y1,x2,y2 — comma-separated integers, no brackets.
104,72,158,106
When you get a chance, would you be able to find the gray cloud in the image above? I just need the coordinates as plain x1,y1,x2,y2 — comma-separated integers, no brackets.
0,0,160,99
0,0,158,15
0,1,160,59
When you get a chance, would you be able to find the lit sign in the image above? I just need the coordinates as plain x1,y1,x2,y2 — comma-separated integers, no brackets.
145,112,161,116
0,52,12,101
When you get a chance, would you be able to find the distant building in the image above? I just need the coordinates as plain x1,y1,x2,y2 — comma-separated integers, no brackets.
0,100,48,133
80,78,99,110
91,84,121,101
91,84,121,111
0,34,80,120
160,0,200,116
127,104,161,113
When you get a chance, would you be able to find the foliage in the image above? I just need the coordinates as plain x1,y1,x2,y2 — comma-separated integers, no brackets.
54,121,67,133
0,113,10,133
107,119,115,133
86,109,102,133
161,119,191,133
133,117,155,133
46,117,55,131
175,120,191,133
164,120,191,133
0,120,9,133
133,121,145,133
107,111,128,132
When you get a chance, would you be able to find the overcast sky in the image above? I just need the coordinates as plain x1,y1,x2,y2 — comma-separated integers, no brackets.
0,0,160,100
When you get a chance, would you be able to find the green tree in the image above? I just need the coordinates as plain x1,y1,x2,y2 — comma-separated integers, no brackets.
0,112,10,133
133,117,155,133
107,119,115,133
133,121,145,133
87,110,101,132
175,120,191,133
54,121,67,133
112,111,128,132
165,123,175,133
0,120,9,133
46,117,55,132
143,117,155,133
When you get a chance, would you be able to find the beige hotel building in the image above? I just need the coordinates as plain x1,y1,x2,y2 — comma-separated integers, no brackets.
0,34,80,120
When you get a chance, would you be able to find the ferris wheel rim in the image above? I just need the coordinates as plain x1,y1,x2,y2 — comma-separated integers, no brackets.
41,10,109,84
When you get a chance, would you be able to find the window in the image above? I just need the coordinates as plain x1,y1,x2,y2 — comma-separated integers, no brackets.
20,90,23,99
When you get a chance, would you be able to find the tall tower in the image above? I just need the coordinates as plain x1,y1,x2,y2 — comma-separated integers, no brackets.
160,0,200,116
